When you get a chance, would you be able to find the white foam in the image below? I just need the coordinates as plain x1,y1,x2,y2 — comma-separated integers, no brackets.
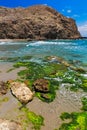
0,42,6,45
0,41,26,45
81,74,87,78
26,41,71,46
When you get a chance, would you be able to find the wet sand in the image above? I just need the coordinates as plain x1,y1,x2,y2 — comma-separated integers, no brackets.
0,62,86,130
0,62,25,81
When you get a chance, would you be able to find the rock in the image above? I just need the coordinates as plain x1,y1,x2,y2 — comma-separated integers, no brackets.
0,119,22,130
45,56,86,73
33,79,50,93
0,5,81,40
10,81,33,104
0,81,8,95
41,93,51,100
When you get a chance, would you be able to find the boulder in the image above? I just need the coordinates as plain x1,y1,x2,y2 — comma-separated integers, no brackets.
0,81,8,95
0,119,22,130
0,5,81,40
33,79,50,93
10,81,33,104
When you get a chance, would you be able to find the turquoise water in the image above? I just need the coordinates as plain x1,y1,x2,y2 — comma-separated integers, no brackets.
0,39,87,65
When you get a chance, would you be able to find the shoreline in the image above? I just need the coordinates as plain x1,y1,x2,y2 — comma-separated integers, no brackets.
0,37,87,43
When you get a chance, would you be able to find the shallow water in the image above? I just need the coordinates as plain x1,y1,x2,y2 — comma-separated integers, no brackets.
0,39,87,65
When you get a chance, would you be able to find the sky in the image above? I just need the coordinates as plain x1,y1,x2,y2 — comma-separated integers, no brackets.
0,0,87,36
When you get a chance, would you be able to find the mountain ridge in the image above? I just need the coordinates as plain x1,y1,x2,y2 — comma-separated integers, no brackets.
0,5,81,40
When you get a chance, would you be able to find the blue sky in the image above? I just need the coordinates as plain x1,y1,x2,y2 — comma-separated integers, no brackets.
0,0,87,36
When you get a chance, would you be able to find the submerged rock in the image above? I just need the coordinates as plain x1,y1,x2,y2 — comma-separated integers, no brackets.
0,119,22,130
10,81,33,104
0,81,8,95
45,56,86,73
0,5,81,40
33,79,50,93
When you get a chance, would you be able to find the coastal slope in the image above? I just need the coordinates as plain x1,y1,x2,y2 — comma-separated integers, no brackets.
0,5,81,40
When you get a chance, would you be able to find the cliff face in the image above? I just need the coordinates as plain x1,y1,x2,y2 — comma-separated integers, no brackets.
0,5,81,40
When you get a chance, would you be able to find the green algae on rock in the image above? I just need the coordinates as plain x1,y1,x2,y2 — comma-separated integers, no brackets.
21,107,44,130
13,61,68,81
14,62,45,81
34,78,59,103
35,91,56,103
59,112,87,130
58,95,87,130
13,62,60,102
81,79,87,92
12,61,87,103
81,97,87,111
0,55,32,62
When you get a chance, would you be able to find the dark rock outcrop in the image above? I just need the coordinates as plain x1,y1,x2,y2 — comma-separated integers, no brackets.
33,79,50,93
0,5,81,40
0,81,8,95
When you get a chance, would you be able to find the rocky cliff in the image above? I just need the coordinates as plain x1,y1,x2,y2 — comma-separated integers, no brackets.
0,5,81,40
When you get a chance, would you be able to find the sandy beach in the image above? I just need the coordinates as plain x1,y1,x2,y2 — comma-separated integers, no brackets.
0,62,86,130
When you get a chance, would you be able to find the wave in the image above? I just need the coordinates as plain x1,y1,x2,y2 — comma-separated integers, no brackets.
0,41,27,45
0,42,7,45
26,41,72,47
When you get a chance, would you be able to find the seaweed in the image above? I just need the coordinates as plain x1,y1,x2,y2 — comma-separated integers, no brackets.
13,61,87,103
59,112,87,130
58,96,87,130
35,91,56,103
35,79,59,103
43,62,67,78
81,79,87,92
0,55,32,62
13,61,61,102
60,112,71,121
81,97,87,111
21,107,44,130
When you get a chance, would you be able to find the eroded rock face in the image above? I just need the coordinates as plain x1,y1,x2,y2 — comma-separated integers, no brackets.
10,81,33,104
33,79,50,93
0,5,81,40
0,81,8,95
0,119,22,130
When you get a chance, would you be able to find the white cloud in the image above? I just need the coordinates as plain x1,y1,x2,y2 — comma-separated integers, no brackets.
67,10,72,13
78,22,87,37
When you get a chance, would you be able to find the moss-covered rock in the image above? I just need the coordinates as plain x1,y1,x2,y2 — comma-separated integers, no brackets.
0,81,8,95
33,78,50,93
81,97,87,111
59,112,87,130
35,79,59,103
13,61,87,102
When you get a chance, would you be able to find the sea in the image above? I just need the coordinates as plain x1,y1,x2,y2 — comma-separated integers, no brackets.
0,39,87,69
